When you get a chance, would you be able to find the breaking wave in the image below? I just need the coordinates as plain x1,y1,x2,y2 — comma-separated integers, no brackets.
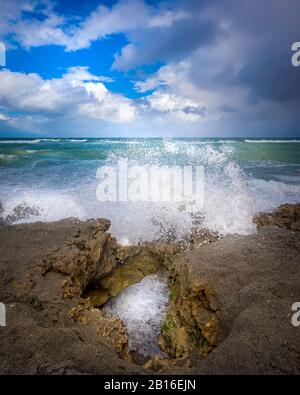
1,139,300,243
245,139,300,143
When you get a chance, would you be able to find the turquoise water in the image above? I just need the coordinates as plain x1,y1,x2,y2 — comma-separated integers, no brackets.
1,138,300,243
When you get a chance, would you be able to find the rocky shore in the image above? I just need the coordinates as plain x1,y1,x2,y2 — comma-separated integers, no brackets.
0,204,299,375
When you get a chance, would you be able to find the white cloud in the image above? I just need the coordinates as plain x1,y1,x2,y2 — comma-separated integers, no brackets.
144,91,205,122
0,0,59,47
63,66,114,84
80,82,137,123
0,113,10,121
1,0,299,136
0,67,137,124
65,0,151,51
132,30,255,124
1,0,188,52
148,9,188,28
134,61,190,93
13,13,68,49
0,0,36,37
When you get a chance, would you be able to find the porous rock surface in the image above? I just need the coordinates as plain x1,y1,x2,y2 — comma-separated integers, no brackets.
0,204,299,374
0,218,144,374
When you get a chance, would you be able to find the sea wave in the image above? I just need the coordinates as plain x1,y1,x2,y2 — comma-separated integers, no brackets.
1,192,86,224
0,139,42,144
0,154,17,160
67,139,88,143
245,139,300,143
1,143,299,244
191,139,240,144
0,138,72,144
89,139,144,145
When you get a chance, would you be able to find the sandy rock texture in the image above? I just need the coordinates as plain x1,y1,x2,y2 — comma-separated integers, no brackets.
0,218,145,374
0,204,299,375
161,204,300,374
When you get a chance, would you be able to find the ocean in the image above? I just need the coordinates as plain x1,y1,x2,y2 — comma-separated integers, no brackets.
1,137,300,244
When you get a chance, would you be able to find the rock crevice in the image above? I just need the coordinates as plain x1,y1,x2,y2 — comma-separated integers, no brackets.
0,204,299,374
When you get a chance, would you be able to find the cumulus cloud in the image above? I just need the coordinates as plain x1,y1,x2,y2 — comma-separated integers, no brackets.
0,0,60,47
12,13,68,49
0,67,137,124
0,113,10,121
143,91,205,122
1,0,189,52
1,0,300,136
128,0,300,135
0,0,37,37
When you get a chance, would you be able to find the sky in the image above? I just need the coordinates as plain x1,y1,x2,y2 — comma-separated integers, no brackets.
0,0,299,138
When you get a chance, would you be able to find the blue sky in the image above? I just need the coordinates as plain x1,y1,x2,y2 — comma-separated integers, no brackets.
0,0,299,137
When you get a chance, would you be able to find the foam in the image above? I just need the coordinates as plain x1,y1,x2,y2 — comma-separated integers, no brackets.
67,139,88,143
1,141,299,243
0,154,17,160
203,162,257,235
104,274,170,357
245,139,300,143
1,191,86,224
0,139,41,144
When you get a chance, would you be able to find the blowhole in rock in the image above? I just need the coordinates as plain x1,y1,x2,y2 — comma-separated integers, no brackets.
82,239,219,370
103,273,170,364
82,246,172,365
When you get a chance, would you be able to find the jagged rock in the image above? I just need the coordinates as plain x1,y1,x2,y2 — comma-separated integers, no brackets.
4,202,41,225
84,251,160,307
158,263,219,360
0,218,145,375
97,315,131,362
171,225,300,374
40,218,117,298
0,205,300,375
254,203,300,231
84,242,181,307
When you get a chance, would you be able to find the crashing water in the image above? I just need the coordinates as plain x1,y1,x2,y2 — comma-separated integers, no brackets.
2,137,300,357
103,274,170,358
0,138,300,243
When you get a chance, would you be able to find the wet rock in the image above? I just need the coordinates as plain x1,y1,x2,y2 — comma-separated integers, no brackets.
84,250,160,307
1,205,300,375
254,203,300,231
159,266,219,360
40,218,117,298
97,315,131,362
182,227,219,250
175,225,300,374
0,218,145,375
0,202,4,227
143,355,170,371
4,202,41,225
84,242,181,307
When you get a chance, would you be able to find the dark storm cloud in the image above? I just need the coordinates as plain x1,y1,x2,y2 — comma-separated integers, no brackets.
183,105,206,116
237,46,300,103
115,0,300,105
194,0,300,103
224,0,300,103
113,16,222,70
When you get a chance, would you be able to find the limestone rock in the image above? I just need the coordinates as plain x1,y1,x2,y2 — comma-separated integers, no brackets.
0,218,145,375
254,203,300,231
